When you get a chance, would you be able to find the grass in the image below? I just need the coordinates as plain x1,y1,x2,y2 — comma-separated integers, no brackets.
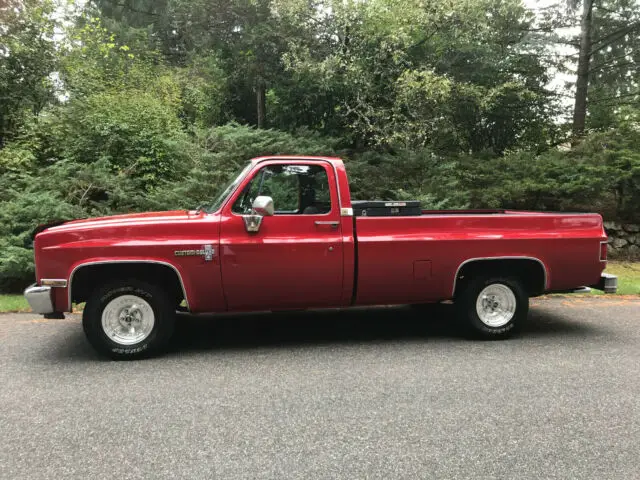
0,261,638,313
592,261,640,296
0,294,30,313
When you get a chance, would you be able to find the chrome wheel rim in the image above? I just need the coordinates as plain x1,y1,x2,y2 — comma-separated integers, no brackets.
475,284,517,327
101,295,155,346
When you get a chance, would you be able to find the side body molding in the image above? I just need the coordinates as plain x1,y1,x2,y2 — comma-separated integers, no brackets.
68,260,190,311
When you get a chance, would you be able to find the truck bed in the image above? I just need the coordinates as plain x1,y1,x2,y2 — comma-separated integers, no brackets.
352,199,591,217
352,210,606,306
420,209,591,216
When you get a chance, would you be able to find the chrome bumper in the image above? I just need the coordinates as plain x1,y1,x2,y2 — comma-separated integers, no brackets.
591,273,618,294
24,284,55,314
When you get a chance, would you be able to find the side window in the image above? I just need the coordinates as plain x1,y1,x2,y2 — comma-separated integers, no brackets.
261,168,299,212
232,164,332,215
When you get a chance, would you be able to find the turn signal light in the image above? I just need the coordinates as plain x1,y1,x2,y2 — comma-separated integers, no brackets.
40,279,68,287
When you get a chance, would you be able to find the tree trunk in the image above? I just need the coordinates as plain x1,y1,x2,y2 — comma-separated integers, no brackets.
572,0,594,140
256,80,266,129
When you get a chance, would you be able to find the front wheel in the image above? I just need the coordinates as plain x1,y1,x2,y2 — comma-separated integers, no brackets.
83,280,175,359
456,276,528,339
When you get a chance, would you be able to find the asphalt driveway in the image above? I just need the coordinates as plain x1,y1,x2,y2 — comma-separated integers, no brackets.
1,296,639,479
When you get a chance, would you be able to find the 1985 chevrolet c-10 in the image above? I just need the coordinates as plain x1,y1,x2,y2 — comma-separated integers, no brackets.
25,156,617,358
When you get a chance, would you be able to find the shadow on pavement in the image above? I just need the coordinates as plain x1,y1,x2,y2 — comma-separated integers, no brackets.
46,303,604,361
167,303,602,354
170,305,455,353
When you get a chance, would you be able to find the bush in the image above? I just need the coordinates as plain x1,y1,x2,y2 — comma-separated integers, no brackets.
0,158,151,290
344,149,468,209
459,150,611,212
52,92,191,188
459,128,640,222
0,189,84,291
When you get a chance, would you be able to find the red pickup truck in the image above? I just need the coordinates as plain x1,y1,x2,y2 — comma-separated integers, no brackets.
25,156,616,358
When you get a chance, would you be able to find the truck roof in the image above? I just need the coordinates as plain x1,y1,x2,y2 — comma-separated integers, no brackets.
250,155,344,166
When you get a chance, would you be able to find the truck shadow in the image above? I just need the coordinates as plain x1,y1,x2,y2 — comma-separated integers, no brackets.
46,303,605,362
167,303,602,355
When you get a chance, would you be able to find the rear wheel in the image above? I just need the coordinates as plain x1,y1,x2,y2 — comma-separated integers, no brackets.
456,275,528,339
83,280,175,359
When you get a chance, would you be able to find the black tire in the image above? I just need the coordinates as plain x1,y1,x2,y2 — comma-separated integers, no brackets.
455,275,528,339
83,279,175,360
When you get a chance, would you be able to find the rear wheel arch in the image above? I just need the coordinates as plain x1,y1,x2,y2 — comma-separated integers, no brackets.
452,257,548,298
69,261,189,310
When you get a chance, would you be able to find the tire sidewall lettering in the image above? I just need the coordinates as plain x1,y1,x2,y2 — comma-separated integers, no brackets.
84,279,174,359
458,275,528,339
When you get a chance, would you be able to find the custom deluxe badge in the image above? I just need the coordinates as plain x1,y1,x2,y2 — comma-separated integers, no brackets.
174,244,214,261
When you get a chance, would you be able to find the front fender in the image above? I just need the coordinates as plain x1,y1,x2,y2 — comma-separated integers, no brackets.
65,258,192,312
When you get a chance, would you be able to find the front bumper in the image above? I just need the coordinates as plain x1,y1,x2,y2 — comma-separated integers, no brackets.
24,284,55,314
591,273,618,294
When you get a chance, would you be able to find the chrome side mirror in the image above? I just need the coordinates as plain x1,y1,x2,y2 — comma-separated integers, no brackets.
243,196,274,233
252,196,274,216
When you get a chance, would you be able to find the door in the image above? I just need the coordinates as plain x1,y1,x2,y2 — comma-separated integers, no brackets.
219,161,344,311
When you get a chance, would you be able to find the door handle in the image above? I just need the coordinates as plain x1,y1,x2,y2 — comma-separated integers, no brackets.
315,221,339,228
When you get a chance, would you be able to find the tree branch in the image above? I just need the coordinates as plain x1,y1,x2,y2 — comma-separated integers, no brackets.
594,4,623,14
589,60,640,74
589,91,640,104
524,24,579,32
590,21,640,52
589,52,633,71
407,25,440,51
78,183,94,206
590,99,640,108
105,1,160,17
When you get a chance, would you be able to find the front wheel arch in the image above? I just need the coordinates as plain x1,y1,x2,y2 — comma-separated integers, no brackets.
69,261,188,311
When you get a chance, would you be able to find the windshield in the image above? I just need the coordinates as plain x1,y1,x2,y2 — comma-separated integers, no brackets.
206,162,253,213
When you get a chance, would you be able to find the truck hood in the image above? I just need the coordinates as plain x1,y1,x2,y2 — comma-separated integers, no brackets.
43,210,198,233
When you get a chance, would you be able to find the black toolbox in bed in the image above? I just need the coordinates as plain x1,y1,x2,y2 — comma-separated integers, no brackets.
352,200,422,217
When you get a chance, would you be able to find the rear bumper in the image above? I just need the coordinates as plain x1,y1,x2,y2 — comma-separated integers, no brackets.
591,273,618,294
24,284,55,314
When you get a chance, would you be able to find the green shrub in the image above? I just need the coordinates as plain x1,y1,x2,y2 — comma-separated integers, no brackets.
53,92,191,188
0,157,152,290
345,149,468,209
0,189,83,291
459,128,640,222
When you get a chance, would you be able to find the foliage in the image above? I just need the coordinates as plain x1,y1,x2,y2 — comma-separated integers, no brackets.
280,0,554,152
533,0,640,135
345,149,468,209
51,92,190,187
461,127,640,220
0,0,58,146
